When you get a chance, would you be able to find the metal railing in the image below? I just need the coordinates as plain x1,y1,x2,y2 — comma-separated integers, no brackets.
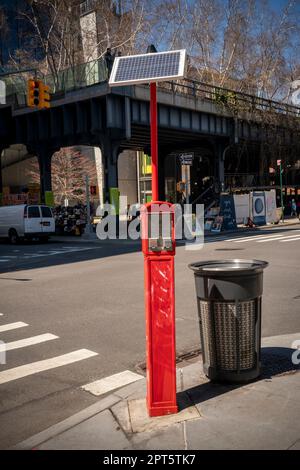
3,57,108,107
157,79,300,119
2,56,300,121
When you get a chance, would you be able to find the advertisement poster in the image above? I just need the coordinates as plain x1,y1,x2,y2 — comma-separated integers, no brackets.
233,194,250,224
265,189,277,224
252,192,266,225
220,195,237,230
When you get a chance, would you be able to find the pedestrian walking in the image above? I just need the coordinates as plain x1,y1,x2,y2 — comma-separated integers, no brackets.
104,47,115,78
291,198,297,217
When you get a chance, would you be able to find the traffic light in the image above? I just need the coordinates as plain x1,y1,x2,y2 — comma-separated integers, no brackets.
27,79,40,108
27,79,51,109
40,82,51,109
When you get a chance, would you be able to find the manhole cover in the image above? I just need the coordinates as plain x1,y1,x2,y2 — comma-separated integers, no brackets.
261,352,300,378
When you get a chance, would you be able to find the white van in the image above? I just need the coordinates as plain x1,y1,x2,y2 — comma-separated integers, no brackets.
0,204,55,243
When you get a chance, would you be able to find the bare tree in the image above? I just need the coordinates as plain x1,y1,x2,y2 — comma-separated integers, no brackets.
27,148,97,205
9,0,145,91
2,0,300,106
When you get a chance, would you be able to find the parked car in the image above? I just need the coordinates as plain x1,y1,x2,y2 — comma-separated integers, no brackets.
0,204,55,244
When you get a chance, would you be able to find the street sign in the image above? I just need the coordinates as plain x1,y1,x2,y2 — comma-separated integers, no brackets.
180,153,194,165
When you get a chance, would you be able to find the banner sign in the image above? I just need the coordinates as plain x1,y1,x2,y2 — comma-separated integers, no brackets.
45,191,54,207
233,194,250,224
265,189,277,224
109,187,120,215
220,195,237,230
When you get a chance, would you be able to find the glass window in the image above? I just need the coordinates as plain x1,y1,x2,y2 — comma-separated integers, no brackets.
28,206,41,218
41,206,52,218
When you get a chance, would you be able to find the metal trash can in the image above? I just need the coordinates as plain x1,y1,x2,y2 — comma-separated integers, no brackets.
189,259,268,383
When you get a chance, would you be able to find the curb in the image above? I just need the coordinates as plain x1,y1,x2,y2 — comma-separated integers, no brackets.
11,332,300,450
11,394,121,450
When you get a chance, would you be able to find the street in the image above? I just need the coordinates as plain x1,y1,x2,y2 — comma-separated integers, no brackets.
0,225,300,449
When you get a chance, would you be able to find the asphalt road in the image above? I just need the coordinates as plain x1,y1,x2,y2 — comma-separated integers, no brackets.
0,225,300,448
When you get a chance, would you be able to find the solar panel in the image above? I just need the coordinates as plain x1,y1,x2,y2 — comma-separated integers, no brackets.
109,50,186,87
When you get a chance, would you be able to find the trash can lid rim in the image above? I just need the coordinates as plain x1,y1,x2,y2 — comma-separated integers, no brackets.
188,259,269,274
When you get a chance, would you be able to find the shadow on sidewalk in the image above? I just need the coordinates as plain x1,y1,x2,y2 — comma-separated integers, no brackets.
177,346,300,410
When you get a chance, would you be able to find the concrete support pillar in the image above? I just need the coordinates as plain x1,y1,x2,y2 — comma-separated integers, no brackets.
101,139,120,236
216,142,226,192
259,143,268,186
0,147,4,206
37,147,54,204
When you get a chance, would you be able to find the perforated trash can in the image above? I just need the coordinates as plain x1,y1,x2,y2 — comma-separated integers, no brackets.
189,259,268,383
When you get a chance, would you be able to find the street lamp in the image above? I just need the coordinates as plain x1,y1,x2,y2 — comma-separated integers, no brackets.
277,159,284,223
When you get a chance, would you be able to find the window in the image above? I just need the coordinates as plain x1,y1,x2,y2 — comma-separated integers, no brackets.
41,206,52,218
28,206,41,218
80,0,96,16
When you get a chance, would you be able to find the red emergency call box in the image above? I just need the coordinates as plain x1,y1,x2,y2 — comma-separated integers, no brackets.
141,201,178,417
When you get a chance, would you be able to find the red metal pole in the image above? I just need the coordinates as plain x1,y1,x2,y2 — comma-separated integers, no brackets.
142,81,178,418
150,82,159,201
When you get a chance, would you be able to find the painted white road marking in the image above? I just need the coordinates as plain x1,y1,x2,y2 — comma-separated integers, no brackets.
0,349,98,385
226,230,300,244
256,236,286,243
226,233,283,242
21,247,100,259
0,246,101,264
0,333,58,352
82,370,144,396
231,234,286,243
0,322,28,333
280,236,300,243
0,313,3,316
257,234,300,243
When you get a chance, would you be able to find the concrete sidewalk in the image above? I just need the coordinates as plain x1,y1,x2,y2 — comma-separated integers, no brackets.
13,332,300,450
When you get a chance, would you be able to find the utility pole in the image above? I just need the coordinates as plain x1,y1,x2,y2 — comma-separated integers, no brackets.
278,160,284,223
85,175,93,234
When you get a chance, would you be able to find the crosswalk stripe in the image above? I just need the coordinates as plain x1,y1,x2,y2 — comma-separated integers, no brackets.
23,247,99,258
280,236,300,243
257,234,300,243
227,230,300,243
0,322,28,333
0,333,59,352
82,370,143,396
0,349,98,385
232,234,285,243
256,236,286,243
